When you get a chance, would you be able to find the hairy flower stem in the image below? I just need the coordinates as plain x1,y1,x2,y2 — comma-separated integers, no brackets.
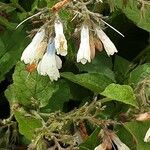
30,100,118,148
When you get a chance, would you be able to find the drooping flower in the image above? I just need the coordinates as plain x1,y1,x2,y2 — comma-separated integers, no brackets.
112,134,130,150
144,127,150,142
21,28,46,64
54,19,67,56
77,25,91,64
96,27,118,56
37,38,62,81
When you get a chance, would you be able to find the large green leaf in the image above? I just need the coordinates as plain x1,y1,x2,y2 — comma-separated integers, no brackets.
124,121,150,150
0,28,27,82
5,62,58,108
128,63,150,88
115,0,150,32
101,83,138,107
41,80,71,112
14,110,42,140
61,72,114,93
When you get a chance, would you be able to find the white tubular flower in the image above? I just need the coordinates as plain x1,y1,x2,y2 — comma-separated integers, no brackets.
37,39,62,81
144,127,150,142
21,28,45,64
112,135,130,150
54,20,67,56
96,27,118,56
77,25,91,64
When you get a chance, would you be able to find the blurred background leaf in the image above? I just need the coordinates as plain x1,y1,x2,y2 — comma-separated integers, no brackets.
0,28,27,82
115,0,150,32
129,63,150,88
61,72,115,94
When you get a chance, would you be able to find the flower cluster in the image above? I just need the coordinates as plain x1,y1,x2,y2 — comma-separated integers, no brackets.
77,24,118,65
21,19,66,81
21,19,117,81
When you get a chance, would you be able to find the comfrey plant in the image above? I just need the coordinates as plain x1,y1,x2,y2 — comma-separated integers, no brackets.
2,0,150,150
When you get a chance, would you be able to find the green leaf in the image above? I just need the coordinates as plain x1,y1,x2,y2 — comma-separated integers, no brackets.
18,0,36,12
68,81,93,102
46,0,57,8
32,0,47,10
0,15,16,30
5,62,58,108
41,80,71,112
114,55,130,83
0,2,16,13
11,0,19,4
79,128,100,150
61,72,114,93
129,63,150,88
101,83,138,107
115,0,150,32
124,121,150,150
14,110,42,140
0,39,5,60
0,28,27,82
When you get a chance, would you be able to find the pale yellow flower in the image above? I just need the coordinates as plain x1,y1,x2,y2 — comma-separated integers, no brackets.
54,20,67,56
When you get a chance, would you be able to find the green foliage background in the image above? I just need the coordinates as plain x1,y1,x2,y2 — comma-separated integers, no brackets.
0,0,150,149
